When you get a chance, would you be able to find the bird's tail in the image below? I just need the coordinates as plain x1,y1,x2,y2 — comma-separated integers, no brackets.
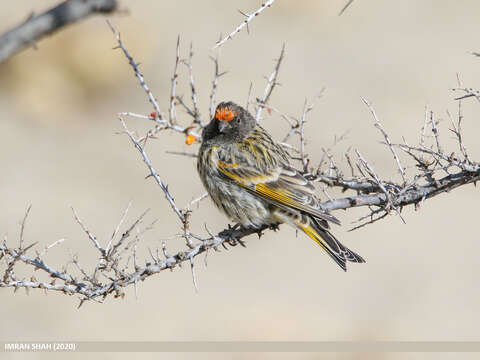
296,216,365,271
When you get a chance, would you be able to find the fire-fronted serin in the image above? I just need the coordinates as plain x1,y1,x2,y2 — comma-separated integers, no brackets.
197,101,365,271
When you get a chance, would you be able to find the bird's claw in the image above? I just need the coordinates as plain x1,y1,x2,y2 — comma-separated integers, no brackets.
269,223,280,232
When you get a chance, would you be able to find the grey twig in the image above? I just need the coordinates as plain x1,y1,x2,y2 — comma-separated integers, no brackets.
430,111,443,154
185,42,203,126
106,201,132,255
209,53,226,118
107,21,164,123
109,22,201,141
453,87,480,103
19,205,32,250
299,99,309,172
119,117,185,223
355,149,394,210
165,150,198,158
339,0,356,16
255,44,285,122
214,0,276,49
36,238,66,259
0,0,117,63
169,36,180,125
362,97,407,184
71,207,106,256
246,82,253,112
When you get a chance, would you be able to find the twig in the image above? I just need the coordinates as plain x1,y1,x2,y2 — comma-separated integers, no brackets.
185,42,202,126
36,238,65,258
108,209,149,259
362,97,407,184
165,151,198,158
339,0,356,16
107,21,164,122
209,54,226,118
299,99,309,172
246,82,253,112
255,44,285,122
0,0,117,62
169,36,180,125
355,149,392,206
214,0,276,49
190,258,198,292
119,117,185,223
430,111,443,154
186,193,209,210
106,201,132,255
453,87,480,103
71,207,106,256
19,205,32,250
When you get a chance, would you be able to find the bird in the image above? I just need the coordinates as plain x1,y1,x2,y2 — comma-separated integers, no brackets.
197,101,365,271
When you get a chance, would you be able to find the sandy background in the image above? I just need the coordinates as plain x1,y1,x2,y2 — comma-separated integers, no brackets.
1,0,480,359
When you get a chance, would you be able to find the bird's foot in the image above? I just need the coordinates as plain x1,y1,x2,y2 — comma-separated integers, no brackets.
220,223,246,248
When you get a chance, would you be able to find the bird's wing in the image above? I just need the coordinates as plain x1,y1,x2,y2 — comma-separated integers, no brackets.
217,160,340,226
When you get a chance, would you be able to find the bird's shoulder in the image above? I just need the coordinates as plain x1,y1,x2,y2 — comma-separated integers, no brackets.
214,125,316,190
214,125,289,169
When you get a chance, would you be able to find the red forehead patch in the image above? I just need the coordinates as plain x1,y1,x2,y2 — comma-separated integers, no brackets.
215,107,236,122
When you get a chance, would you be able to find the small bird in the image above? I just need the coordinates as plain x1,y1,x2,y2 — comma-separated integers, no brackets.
197,101,365,271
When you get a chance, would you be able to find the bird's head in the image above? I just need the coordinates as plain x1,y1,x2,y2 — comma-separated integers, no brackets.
202,101,256,143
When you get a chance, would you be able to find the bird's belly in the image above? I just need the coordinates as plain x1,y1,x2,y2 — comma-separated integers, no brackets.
208,180,273,229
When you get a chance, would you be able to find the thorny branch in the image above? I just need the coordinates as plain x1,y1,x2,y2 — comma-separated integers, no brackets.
213,0,359,47
2,22,480,304
214,0,276,49
107,21,201,142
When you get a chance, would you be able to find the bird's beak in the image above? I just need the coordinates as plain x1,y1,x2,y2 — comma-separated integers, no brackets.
218,120,229,133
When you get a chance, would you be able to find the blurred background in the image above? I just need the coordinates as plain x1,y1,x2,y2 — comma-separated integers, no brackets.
1,1,480,359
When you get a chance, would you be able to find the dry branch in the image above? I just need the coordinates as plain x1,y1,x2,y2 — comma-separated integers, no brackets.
0,0,117,63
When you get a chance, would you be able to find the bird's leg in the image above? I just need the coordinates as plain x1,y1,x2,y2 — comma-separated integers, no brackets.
231,224,248,247
228,223,241,231
268,223,281,232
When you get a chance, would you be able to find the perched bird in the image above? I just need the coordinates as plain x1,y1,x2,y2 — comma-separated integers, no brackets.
197,101,365,271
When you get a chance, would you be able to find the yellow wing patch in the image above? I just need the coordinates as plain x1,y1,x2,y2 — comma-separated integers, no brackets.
216,161,336,224
218,164,300,208
218,161,239,169
255,183,299,208
217,166,277,186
